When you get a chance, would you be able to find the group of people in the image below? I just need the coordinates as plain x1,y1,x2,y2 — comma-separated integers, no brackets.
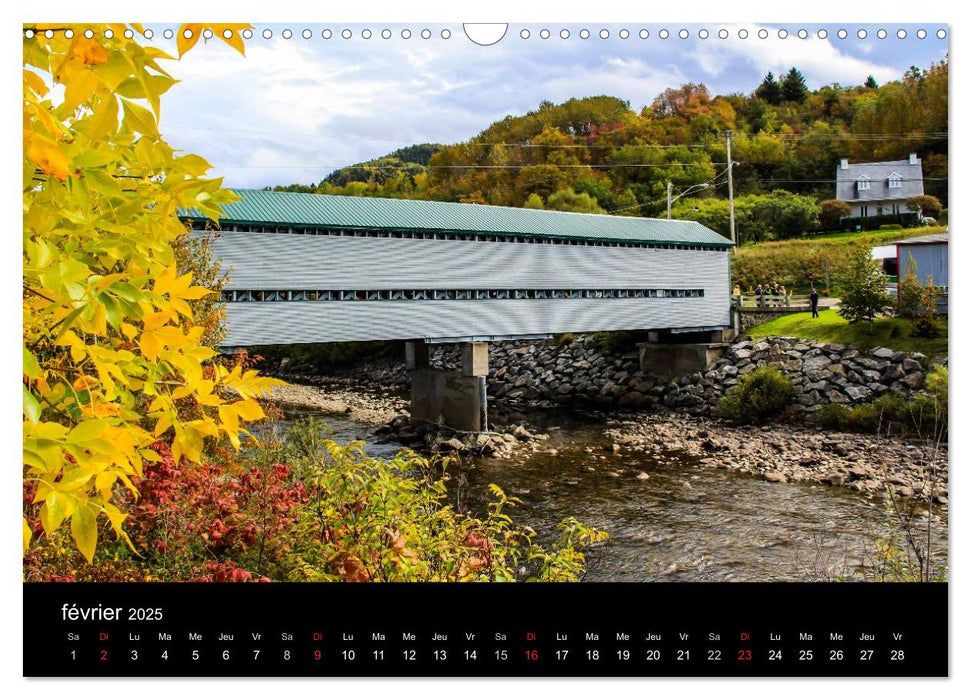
752,283,788,308
731,282,821,317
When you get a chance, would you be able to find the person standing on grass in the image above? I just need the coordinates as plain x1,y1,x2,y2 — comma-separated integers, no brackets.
810,287,820,318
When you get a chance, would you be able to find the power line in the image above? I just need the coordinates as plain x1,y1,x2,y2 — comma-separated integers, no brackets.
212,163,719,169
166,123,948,146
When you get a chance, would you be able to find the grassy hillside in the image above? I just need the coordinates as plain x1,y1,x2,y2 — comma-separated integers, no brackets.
731,226,945,293
747,308,948,356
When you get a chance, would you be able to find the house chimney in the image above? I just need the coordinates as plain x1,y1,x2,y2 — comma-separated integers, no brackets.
909,153,919,165
840,158,849,170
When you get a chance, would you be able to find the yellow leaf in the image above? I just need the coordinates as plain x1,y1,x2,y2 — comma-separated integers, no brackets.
152,264,177,297
24,69,48,97
210,24,252,56
180,285,213,300
23,517,31,555
26,134,72,180
73,38,109,66
64,66,102,112
71,504,98,563
120,97,158,139
233,399,265,422
177,24,203,58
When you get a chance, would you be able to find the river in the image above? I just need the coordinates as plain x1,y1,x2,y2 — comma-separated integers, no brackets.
277,402,948,583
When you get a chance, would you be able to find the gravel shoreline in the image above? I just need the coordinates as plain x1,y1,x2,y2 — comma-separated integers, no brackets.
606,412,947,503
267,379,948,504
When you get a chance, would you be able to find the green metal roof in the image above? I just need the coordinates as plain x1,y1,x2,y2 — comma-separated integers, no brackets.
180,189,733,248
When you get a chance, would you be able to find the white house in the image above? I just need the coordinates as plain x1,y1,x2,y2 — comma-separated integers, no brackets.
836,154,924,218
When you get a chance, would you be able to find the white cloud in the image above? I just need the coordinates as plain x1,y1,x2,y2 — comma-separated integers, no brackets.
152,24,927,188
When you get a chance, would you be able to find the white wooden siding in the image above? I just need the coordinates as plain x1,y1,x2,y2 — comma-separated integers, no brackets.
207,232,731,345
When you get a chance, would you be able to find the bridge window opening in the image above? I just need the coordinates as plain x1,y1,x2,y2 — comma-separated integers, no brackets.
221,288,705,303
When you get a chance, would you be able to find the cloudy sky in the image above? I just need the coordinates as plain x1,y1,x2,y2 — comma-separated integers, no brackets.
149,22,948,189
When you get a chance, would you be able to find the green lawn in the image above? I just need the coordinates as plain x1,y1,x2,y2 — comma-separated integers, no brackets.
747,309,948,356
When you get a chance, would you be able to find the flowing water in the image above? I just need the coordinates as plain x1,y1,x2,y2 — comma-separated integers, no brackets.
278,404,948,583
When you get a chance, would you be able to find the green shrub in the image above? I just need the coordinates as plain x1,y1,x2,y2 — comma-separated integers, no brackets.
718,367,795,424
815,367,947,439
878,223,904,230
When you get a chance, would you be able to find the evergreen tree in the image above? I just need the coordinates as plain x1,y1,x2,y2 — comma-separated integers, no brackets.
864,75,879,89
837,245,894,327
755,72,782,104
780,67,809,103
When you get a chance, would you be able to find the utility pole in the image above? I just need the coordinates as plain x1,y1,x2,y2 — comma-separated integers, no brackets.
725,130,736,246
666,181,673,219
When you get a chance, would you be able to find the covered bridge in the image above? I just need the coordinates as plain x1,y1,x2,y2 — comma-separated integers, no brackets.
182,189,734,347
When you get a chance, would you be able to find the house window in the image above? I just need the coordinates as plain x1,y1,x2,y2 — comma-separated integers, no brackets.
888,173,902,188
857,176,871,191
861,205,869,217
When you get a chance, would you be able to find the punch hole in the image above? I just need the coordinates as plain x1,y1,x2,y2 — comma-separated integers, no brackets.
342,29,352,39
65,29,74,38
897,29,907,39
143,29,154,39
758,29,768,39
242,29,253,39
282,29,293,39
463,24,507,46
560,29,570,39
778,29,788,39
916,29,926,39
203,29,213,39
619,29,630,39
717,29,728,39
540,29,550,39
362,29,373,39
401,29,412,39
382,29,391,39
322,29,332,39
641,29,651,39
302,29,312,39
837,29,847,39
797,29,808,39
520,29,530,39
421,29,431,39
737,29,748,39
877,29,887,39
937,29,947,39
262,29,272,39
163,29,173,39
817,29,827,39
698,29,709,40
581,29,591,39
441,29,451,39
659,29,668,39
601,29,610,39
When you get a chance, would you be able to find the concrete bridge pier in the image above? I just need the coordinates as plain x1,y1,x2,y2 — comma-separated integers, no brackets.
636,328,737,377
406,340,489,432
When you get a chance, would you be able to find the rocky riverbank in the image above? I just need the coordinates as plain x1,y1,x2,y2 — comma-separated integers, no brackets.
606,412,948,503
268,378,947,504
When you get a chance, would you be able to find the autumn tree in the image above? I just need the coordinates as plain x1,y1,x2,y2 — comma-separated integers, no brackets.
906,194,943,219
819,199,852,229
23,23,282,561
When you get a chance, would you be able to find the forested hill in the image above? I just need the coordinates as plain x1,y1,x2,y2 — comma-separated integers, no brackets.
267,61,947,240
